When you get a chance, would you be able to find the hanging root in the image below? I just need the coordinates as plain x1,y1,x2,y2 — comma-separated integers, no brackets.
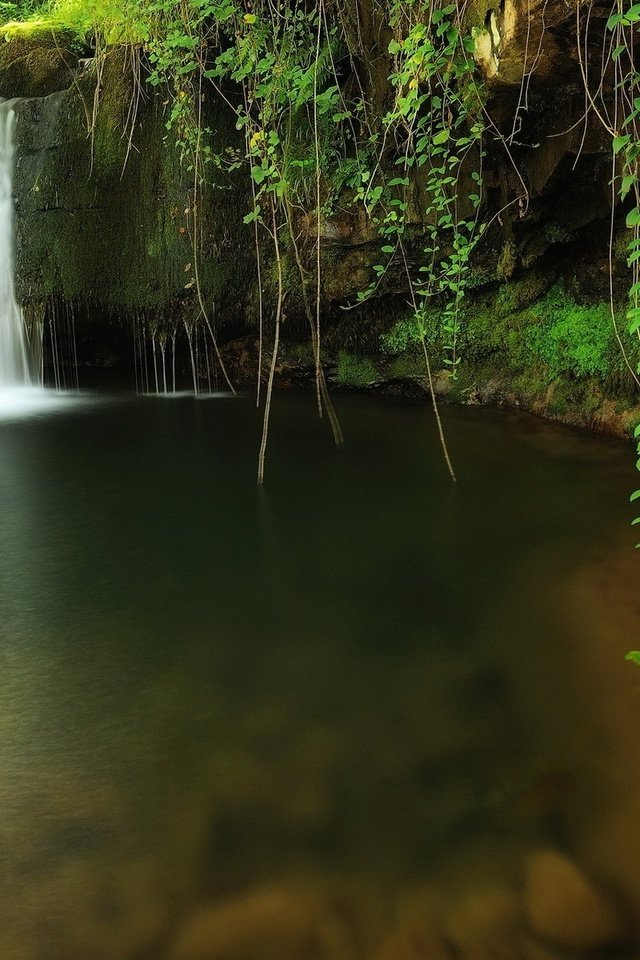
257,204,284,485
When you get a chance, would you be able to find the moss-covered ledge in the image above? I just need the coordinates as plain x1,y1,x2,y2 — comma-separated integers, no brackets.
219,276,640,440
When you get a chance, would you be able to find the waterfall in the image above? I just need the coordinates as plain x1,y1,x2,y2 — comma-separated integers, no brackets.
0,99,32,389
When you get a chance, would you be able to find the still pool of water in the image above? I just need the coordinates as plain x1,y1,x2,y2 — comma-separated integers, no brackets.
0,391,639,960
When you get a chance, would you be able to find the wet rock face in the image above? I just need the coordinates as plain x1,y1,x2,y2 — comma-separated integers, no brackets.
472,0,574,86
469,0,617,288
278,0,621,309
4,44,253,353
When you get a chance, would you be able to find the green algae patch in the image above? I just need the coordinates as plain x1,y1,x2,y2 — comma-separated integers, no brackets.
0,0,148,45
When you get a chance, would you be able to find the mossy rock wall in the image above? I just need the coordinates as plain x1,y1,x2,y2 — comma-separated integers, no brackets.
0,25,623,333
10,47,254,332
312,277,640,437
0,17,638,432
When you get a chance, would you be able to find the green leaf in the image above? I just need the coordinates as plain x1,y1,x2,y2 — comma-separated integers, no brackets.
625,651,640,666
433,128,450,145
621,173,636,198
243,205,261,224
627,307,640,333
613,134,631,153
626,206,640,228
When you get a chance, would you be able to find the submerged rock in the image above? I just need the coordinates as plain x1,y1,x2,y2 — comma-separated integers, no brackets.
371,895,450,960
372,883,524,960
442,886,523,960
523,849,627,949
169,885,356,960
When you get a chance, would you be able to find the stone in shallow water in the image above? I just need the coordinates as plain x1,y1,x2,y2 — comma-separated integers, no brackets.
523,849,627,949
169,885,355,960
443,886,523,960
372,883,524,960
371,924,450,960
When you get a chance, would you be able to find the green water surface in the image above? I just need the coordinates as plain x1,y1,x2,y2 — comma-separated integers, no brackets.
0,392,636,959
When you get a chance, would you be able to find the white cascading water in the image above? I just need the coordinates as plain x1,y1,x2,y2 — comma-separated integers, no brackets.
0,98,32,390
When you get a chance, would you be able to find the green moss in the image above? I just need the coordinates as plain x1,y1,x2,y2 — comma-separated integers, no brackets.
284,343,315,365
546,381,573,417
623,410,640,437
380,306,440,354
613,228,631,264
336,351,378,387
495,271,552,316
511,370,550,401
544,222,571,245
496,240,517,280
389,353,424,378
377,279,638,419
456,282,634,387
465,267,495,291
463,0,502,31
0,34,78,96
1,0,147,43
522,286,621,380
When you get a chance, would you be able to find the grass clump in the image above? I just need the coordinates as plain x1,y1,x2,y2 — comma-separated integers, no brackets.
0,0,148,42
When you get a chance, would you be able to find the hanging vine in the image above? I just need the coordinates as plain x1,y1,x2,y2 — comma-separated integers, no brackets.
3,0,491,482
587,0,640,536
